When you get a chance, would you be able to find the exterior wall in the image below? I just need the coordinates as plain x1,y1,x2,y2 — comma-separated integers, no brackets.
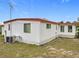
56,25,60,37
59,25,76,38
39,23,57,45
4,21,41,45
3,20,77,45
2,26,5,35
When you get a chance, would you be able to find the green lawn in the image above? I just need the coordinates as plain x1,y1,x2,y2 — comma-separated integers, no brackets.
0,35,79,58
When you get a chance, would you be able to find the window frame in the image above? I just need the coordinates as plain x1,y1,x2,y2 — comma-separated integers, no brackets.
24,23,31,33
68,25,72,32
8,24,10,30
56,25,57,30
60,25,64,32
46,24,51,29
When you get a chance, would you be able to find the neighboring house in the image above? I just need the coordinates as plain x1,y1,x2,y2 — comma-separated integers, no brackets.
58,22,76,38
2,18,79,45
58,21,79,38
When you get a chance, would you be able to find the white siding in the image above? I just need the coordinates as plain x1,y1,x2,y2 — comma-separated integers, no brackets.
4,21,41,45
59,25,76,38
2,26,5,35
4,23,11,36
3,20,77,45
39,23,57,45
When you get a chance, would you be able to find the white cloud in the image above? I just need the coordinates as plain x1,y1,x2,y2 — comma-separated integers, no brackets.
61,0,70,3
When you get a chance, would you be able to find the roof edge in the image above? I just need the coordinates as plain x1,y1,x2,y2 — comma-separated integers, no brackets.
4,18,58,24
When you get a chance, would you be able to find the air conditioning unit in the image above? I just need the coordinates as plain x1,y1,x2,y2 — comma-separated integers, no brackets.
6,36,15,43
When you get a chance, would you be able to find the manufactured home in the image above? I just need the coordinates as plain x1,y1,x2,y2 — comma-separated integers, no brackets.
2,18,79,45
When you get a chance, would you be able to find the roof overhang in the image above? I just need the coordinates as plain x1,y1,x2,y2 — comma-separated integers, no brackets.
4,18,58,24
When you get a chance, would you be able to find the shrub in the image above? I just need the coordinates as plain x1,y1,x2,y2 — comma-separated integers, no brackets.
75,32,79,38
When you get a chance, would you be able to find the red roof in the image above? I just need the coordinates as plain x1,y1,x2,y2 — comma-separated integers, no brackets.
58,22,75,25
4,18,58,24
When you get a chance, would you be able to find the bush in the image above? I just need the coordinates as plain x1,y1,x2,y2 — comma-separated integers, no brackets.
75,32,79,38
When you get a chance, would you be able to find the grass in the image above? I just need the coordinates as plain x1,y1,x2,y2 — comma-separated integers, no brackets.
43,37,79,51
0,35,79,57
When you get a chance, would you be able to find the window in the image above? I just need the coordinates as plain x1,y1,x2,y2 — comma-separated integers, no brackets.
56,25,57,30
60,26,64,32
24,23,31,33
68,26,72,32
8,24,10,30
46,24,51,29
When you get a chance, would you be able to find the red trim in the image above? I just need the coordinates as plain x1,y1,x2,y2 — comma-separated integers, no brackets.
4,18,57,24
58,22,75,25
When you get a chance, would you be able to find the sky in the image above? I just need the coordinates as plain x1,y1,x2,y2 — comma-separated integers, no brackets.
0,0,79,22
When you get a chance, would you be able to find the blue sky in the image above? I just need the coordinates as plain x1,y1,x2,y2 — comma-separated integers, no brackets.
0,0,79,22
